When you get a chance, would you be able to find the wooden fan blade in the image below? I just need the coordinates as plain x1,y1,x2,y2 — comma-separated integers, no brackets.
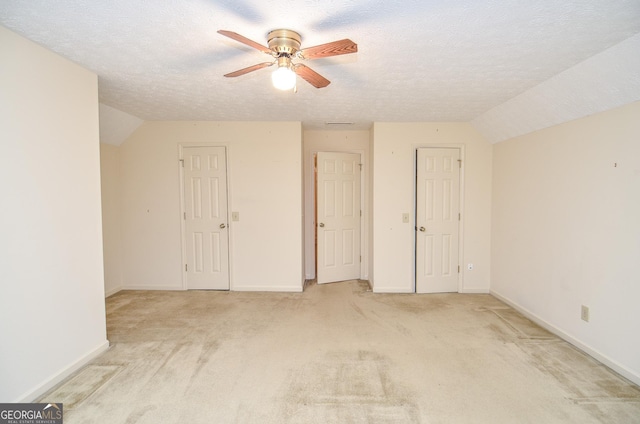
299,39,357,60
218,30,272,54
295,64,330,88
224,62,273,78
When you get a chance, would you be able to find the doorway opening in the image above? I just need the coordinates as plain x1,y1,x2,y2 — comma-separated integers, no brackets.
314,151,362,284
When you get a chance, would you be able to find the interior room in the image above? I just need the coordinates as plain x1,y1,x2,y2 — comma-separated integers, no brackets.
1,1,639,422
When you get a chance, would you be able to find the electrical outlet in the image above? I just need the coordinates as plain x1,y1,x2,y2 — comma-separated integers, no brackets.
232,211,240,222
581,305,589,322
467,263,473,270
402,213,410,223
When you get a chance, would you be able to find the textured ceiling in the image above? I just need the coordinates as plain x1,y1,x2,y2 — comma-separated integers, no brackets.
1,0,639,133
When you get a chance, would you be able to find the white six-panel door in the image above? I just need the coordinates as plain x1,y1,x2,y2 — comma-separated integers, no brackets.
182,146,230,290
416,148,461,293
317,152,361,284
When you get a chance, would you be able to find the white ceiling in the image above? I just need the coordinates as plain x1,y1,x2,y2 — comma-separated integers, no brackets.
1,0,639,137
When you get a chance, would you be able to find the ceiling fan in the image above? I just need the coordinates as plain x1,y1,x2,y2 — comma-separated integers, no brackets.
218,29,357,90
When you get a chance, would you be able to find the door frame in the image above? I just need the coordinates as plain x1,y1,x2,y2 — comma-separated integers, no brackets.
307,149,367,281
413,144,465,293
178,142,233,290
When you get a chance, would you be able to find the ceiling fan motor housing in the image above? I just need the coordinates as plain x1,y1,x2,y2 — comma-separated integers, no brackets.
267,29,302,56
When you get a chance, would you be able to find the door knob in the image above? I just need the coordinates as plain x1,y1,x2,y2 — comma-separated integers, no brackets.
419,226,426,232
319,223,325,228
220,223,226,229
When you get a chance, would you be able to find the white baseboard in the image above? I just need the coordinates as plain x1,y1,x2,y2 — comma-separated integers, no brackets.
122,284,304,292
231,285,303,293
460,288,490,294
122,285,185,291
104,286,122,297
373,287,414,293
374,287,489,294
16,340,110,402
491,290,640,387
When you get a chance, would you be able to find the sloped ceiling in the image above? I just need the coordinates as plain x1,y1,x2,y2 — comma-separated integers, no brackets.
1,0,639,144
98,104,144,146
473,33,640,142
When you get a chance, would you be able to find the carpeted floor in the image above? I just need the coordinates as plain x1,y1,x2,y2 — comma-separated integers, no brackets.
40,280,640,423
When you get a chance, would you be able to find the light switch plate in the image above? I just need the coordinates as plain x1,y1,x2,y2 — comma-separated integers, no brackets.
402,213,410,223
232,211,240,221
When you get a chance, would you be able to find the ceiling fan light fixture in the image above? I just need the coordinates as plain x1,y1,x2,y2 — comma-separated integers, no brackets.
272,57,296,91
218,29,357,89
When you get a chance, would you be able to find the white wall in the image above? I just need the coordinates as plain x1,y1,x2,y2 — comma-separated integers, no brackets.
491,101,640,385
303,130,371,280
372,123,493,293
119,121,303,292
0,26,108,402
100,143,123,296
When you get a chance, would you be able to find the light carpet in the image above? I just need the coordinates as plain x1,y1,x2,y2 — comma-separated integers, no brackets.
40,280,640,423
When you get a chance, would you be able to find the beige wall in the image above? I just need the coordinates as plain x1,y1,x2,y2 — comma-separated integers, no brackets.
372,123,493,293
0,26,107,401
302,130,371,280
119,121,303,291
491,101,640,384
100,143,123,296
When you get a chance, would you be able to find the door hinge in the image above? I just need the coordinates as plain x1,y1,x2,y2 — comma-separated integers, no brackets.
183,212,186,220
185,264,188,272
359,163,363,171
179,159,184,167
360,255,362,263
457,159,462,168
360,210,362,217
458,265,460,273
458,212,461,221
